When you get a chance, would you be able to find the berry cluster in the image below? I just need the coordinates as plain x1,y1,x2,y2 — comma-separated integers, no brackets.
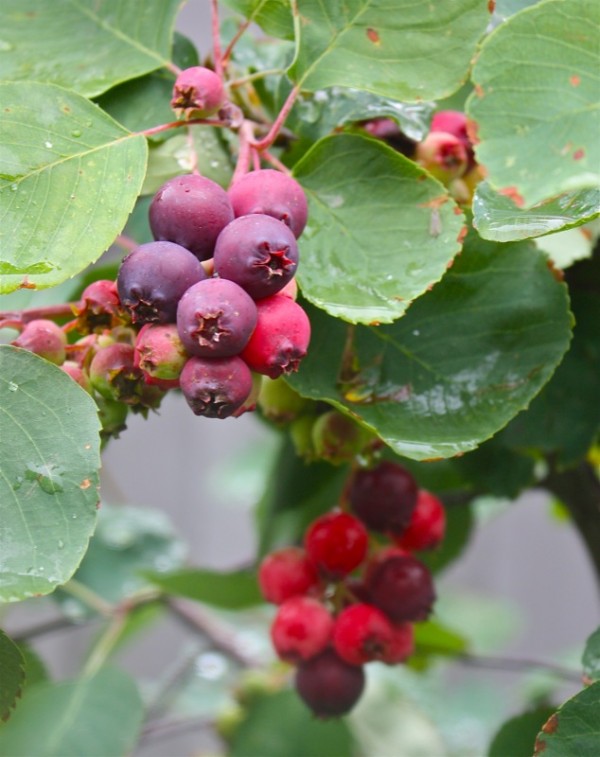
258,460,446,718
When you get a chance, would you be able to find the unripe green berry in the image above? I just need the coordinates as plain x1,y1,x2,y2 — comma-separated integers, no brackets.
258,376,310,425
311,410,374,464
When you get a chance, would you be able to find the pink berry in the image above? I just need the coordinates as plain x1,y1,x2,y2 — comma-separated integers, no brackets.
394,490,446,551
270,596,333,663
134,323,189,382
295,649,365,718
333,603,394,666
170,66,225,117
12,319,67,365
73,279,123,333
258,547,319,604
304,511,368,579
416,131,468,184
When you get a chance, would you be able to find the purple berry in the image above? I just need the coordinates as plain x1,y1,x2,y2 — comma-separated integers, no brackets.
149,175,234,261
228,169,308,239
117,241,206,325
366,554,436,623
170,66,225,117
179,355,253,418
295,649,365,718
213,214,299,299
348,460,418,534
176,278,257,358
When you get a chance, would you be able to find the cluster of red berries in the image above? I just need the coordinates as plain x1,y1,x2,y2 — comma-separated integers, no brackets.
258,460,446,718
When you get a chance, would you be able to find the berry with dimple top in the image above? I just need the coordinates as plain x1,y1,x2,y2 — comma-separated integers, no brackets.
89,342,162,408
416,131,468,184
240,294,310,379
295,649,365,718
270,596,333,663
176,278,257,358
12,319,67,365
304,511,368,579
73,279,123,333
349,460,418,535
117,241,206,325
430,109,474,168
179,355,253,419
332,603,394,666
213,214,299,299
394,490,446,551
258,547,319,604
366,554,436,623
134,323,189,383
149,174,234,261
170,66,225,117
60,360,92,393
228,169,308,239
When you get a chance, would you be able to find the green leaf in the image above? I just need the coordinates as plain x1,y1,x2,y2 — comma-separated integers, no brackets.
413,619,468,660
221,0,294,39
288,0,490,101
500,291,600,466
17,643,49,691
147,568,263,609
0,0,181,98
0,82,147,293
287,231,572,461
452,436,536,497
293,133,465,324
495,0,544,18
0,629,25,722
583,627,600,683
0,668,144,757
489,707,557,757
0,347,101,602
473,182,600,243
467,0,600,208
533,682,600,756
230,690,355,757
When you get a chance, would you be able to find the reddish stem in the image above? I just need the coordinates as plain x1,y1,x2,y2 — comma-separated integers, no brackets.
138,118,230,139
0,303,76,330
263,150,292,174
211,0,223,79
115,234,139,253
251,84,301,152
231,120,256,184
222,18,252,67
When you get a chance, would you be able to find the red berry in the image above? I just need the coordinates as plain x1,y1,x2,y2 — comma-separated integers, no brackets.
333,603,394,665
348,460,418,535
240,295,310,379
416,131,468,184
304,511,368,579
258,547,319,605
170,66,225,117
366,554,436,623
73,279,123,333
270,596,333,663
295,649,365,718
394,490,446,551
381,622,415,665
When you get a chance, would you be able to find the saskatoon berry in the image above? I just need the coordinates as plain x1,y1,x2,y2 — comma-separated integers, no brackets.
60,361,92,393
89,343,164,409
270,596,333,663
381,622,415,665
176,278,257,358
228,169,308,239
295,649,365,718
430,109,474,168
179,354,253,419
134,323,188,383
12,319,67,365
213,214,299,299
304,511,368,580
394,490,446,552
257,376,309,426
332,603,394,666
416,131,468,184
149,174,234,261
349,460,418,535
170,66,225,117
311,410,374,465
366,554,436,623
258,546,319,605
240,294,310,379
117,241,206,325
73,279,123,333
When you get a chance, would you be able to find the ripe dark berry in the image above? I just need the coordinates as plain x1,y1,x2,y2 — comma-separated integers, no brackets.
213,214,299,299
348,460,418,535
270,596,333,663
332,603,394,666
149,174,234,261
240,295,310,379
134,323,188,383
73,279,123,333
170,66,225,117
228,169,308,239
304,511,368,579
258,547,319,605
117,241,206,325
366,554,436,623
179,354,253,419
295,649,365,718
394,490,446,551
12,319,67,365
176,278,257,358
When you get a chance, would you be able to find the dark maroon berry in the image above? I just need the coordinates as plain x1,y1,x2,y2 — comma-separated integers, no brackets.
295,649,365,718
170,66,225,117
304,511,368,580
228,169,308,239
348,460,418,535
366,554,436,623
213,214,299,299
12,319,67,365
149,175,234,261
176,278,257,358
179,355,253,418
240,294,310,378
117,241,206,325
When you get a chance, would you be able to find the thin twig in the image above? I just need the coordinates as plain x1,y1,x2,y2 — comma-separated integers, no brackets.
211,0,223,79
0,303,76,330
251,84,301,152
453,652,583,683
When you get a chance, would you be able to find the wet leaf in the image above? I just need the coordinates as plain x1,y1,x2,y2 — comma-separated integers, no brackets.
533,682,600,756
